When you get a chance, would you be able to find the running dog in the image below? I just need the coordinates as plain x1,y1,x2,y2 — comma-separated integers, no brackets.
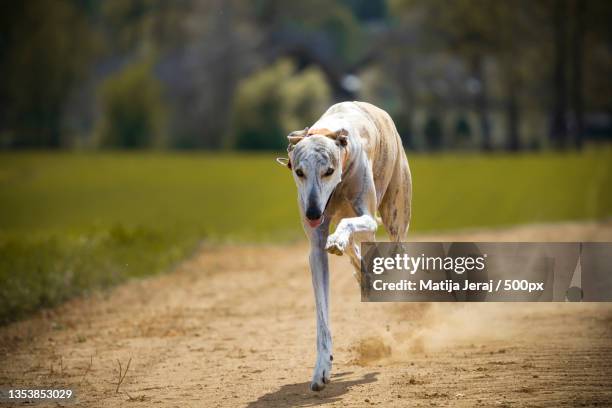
276,101,412,391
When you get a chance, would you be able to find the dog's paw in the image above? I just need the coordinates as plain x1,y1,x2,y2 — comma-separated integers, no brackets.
325,233,349,256
310,353,333,391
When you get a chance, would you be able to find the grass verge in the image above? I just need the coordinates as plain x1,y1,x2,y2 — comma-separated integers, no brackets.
0,148,610,323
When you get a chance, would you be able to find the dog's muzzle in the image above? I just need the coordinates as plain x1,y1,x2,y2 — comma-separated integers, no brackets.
305,206,323,228
305,185,338,228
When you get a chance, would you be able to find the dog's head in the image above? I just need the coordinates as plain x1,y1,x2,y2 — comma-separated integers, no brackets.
276,128,348,228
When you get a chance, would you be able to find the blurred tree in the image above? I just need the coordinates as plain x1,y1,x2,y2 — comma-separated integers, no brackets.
454,115,472,148
280,66,332,133
100,0,189,53
0,0,99,147
569,0,585,149
567,0,612,148
231,60,290,150
424,115,443,151
391,0,499,150
550,0,569,149
381,40,418,149
96,60,166,148
2,0,610,151
254,0,374,100
394,0,612,151
231,59,331,150
158,0,260,149
341,0,388,22
541,0,611,148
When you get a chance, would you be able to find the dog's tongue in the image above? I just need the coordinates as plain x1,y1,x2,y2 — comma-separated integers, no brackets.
307,217,323,228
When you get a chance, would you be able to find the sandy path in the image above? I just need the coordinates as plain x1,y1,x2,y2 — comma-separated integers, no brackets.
1,221,612,407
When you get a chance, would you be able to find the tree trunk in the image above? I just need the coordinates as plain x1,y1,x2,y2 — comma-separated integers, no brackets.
471,54,492,151
550,0,568,149
570,0,585,149
395,54,415,149
206,0,238,149
506,87,520,151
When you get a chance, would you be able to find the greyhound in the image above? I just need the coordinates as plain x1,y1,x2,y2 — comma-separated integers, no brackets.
276,101,412,391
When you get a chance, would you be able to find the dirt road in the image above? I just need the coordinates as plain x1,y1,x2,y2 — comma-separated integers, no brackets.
1,221,612,407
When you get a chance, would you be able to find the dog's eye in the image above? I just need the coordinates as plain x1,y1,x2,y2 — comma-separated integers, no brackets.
295,169,305,178
324,167,334,177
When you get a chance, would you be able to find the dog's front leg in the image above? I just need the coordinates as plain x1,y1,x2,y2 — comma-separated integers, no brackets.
307,221,333,391
325,213,377,256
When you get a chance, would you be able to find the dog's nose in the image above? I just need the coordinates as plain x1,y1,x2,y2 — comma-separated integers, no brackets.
305,206,322,220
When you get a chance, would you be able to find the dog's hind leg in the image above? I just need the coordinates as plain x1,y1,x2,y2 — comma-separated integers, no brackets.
346,242,365,284
305,219,333,391
379,151,412,241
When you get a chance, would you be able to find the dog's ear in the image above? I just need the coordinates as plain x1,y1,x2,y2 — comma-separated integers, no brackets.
275,157,292,169
333,128,348,147
286,127,309,152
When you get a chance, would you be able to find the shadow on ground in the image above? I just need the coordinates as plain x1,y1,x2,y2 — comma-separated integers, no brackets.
246,371,378,407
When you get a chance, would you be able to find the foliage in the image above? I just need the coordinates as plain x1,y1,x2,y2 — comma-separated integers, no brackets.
1,150,611,322
0,0,99,147
2,0,610,150
96,61,167,148
279,65,333,134
232,59,331,150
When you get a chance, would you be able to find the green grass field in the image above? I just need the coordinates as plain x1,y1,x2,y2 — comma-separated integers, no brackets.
1,149,611,323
